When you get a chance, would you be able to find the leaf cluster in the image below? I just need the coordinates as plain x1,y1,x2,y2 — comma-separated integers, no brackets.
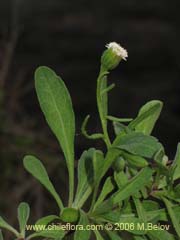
0,61,180,240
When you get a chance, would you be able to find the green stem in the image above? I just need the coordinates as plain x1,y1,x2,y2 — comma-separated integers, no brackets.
96,66,111,149
89,66,112,212
89,184,99,212
68,168,74,207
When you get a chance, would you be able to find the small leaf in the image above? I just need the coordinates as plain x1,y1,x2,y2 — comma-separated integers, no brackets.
148,230,176,240
133,197,147,222
35,215,59,227
142,200,160,211
146,205,180,222
93,150,104,184
74,210,91,240
35,66,75,203
93,167,152,215
112,167,152,204
114,171,128,189
99,148,121,182
106,115,132,123
129,100,163,135
163,197,180,238
94,177,114,209
18,202,30,237
0,217,19,236
27,229,65,239
113,132,162,158
101,83,115,96
173,143,180,180
113,122,128,136
73,149,95,208
23,155,63,210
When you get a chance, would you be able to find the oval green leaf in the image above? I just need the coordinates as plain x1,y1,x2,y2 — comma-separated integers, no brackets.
35,66,75,203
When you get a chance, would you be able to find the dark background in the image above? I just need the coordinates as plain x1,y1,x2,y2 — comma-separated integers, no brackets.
0,0,180,237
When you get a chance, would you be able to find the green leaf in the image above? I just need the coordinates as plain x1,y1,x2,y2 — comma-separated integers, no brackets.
101,83,115,96
94,177,114,209
106,115,132,123
73,149,95,208
74,210,91,240
17,202,30,237
114,171,128,189
133,197,147,222
95,210,121,222
113,132,162,158
112,167,152,204
147,230,176,240
98,205,180,226
173,143,180,180
35,66,75,204
93,167,152,215
0,217,19,237
129,100,163,135
23,155,63,210
113,122,127,136
27,229,65,239
146,205,180,222
35,215,59,227
99,148,121,182
163,197,180,238
175,184,180,197
93,150,104,184
93,229,104,240
142,200,160,211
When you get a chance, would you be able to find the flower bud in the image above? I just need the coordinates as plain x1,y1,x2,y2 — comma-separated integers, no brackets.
122,152,148,168
113,157,125,172
101,42,128,70
60,207,79,223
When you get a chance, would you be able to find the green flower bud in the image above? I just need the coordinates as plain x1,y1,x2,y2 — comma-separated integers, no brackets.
101,42,128,70
60,207,79,223
122,152,148,168
113,157,125,172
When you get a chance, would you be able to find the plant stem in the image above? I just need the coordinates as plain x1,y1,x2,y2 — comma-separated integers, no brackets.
89,184,99,212
89,66,112,211
68,168,74,207
96,66,111,149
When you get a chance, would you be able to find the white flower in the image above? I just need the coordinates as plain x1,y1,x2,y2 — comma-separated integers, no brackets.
106,42,128,61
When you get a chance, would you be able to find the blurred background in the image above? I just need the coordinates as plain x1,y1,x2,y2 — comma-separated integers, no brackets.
0,0,180,237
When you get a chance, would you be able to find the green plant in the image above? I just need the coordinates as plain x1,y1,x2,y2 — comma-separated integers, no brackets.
0,42,180,239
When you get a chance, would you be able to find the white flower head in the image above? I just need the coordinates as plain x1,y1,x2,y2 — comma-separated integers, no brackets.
106,42,128,61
